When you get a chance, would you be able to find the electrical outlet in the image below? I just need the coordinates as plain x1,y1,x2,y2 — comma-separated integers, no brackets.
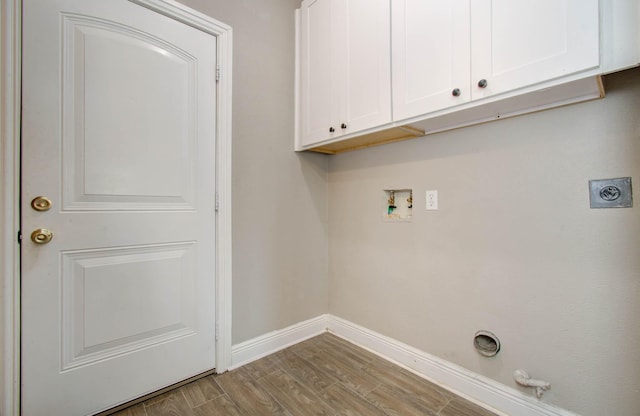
426,190,438,210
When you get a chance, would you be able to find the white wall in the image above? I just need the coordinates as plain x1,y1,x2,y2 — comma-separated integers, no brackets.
328,68,640,416
177,0,329,345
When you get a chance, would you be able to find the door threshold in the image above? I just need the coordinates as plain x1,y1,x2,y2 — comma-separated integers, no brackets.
96,368,217,416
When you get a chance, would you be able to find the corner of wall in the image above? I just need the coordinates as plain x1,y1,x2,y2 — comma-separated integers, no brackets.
226,313,582,416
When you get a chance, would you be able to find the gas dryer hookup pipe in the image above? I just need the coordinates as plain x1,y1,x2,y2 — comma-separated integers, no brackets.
513,369,551,399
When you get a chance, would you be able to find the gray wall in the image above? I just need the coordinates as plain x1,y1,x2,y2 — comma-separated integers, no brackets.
177,0,329,344
328,68,640,416
149,2,640,414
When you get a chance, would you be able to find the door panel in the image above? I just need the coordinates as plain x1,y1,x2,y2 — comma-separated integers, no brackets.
22,0,217,414
60,243,197,371
62,14,197,211
392,0,471,120
300,0,337,146
471,0,600,99
343,0,391,133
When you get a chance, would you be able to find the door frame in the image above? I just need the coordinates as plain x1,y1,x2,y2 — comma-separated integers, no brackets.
0,1,233,414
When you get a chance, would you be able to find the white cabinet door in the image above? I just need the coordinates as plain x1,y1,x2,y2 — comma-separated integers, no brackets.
300,0,339,146
392,0,600,121
471,0,600,100
300,0,391,147
341,0,391,135
392,0,470,121
22,0,217,414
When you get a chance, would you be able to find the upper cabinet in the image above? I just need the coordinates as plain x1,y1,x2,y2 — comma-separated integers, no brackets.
296,0,639,153
393,0,600,121
298,0,391,147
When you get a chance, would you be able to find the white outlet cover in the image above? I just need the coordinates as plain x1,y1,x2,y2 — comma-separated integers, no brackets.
426,190,438,210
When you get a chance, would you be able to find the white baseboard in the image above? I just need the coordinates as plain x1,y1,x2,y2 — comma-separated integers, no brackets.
229,314,578,416
327,315,580,416
230,314,328,369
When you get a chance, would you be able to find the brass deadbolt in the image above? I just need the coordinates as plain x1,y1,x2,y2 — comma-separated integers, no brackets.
31,196,52,212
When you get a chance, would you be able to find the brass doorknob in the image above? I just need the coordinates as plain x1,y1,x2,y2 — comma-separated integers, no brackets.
31,196,52,212
31,228,53,244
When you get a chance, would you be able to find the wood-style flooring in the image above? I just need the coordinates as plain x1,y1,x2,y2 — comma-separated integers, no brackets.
111,333,498,416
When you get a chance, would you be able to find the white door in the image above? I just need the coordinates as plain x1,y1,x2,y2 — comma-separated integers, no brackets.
470,0,600,100
299,0,391,147
392,0,471,121
21,0,218,414
341,0,391,135
300,0,339,146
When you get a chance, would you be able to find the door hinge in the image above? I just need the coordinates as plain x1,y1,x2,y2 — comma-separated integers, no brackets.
215,322,220,341
17,230,22,244
216,65,220,81
215,192,220,212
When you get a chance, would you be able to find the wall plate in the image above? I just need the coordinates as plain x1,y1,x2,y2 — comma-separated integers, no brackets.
589,177,633,208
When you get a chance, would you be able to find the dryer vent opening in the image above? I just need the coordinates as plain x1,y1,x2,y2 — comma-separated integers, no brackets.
474,331,500,357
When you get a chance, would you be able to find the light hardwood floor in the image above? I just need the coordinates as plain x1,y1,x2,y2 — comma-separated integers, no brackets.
111,333,498,416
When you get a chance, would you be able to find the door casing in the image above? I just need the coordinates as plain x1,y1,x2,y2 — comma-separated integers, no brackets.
0,1,233,414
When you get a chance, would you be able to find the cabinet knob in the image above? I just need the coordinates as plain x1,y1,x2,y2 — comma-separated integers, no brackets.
341,123,347,129
478,79,488,88
329,127,335,133
451,88,461,97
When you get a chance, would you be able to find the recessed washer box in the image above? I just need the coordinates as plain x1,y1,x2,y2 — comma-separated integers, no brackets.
383,189,413,221
589,177,633,209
